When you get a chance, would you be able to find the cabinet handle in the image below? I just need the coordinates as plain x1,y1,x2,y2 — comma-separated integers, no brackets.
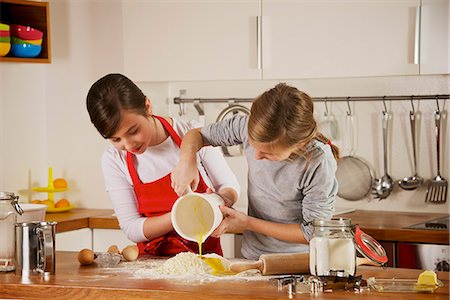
257,15,262,70
414,5,421,65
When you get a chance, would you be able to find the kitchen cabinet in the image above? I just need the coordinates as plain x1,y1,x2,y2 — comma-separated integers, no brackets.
92,228,134,252
56,228,92,251
122,0,261,81
262,0,420,79
123,0,445,81
379,241,396,268
220,233,235,258
420,0,450,74
397,242,450,271
0,0,51,63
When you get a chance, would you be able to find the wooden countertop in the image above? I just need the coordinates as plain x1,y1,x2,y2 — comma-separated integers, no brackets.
47,209,449,244
45,209,113,233
88,212,120,230
338,210,449,245
0,251,448,300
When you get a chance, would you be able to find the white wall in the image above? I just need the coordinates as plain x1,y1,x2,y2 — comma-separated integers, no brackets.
149,76,450,213
0,0,125,205
1,0,449,216
44,0,126,206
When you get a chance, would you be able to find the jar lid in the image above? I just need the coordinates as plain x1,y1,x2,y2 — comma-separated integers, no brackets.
0,191,16,200
353,225,388,265
312,217,352,227
0,191,23,215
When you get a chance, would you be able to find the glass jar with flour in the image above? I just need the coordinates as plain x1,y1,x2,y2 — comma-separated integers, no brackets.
0,191,23,272
309,218,387,277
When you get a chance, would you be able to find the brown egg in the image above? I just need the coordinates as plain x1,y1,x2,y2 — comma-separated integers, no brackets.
122,245,139,262
107,245,120,254
78,248,95,266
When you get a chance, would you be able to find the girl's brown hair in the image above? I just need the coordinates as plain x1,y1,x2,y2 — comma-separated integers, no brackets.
248,83,339,160
86,73,147,139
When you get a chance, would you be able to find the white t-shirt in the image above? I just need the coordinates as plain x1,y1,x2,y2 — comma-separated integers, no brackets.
101,118,240,243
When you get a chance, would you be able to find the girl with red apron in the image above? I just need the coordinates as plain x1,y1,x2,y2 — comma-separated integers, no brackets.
126,116,222,256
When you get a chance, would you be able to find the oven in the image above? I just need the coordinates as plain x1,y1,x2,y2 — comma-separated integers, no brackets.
398,216,449,271
397,243,449,271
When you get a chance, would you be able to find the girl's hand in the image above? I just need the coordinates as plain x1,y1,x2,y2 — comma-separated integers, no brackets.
171,159,199,196
211,206,248,237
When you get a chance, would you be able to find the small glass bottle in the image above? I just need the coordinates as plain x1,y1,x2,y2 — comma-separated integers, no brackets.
0,192,23,272
309,218,356,277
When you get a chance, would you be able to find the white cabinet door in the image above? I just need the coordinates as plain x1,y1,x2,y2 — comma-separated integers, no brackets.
56,229,92,251
92,229,134,252
220,233,236,259
262,0,421,79
420,0,450,74
123,0,261,81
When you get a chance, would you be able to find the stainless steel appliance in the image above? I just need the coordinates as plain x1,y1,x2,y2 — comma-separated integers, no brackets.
406,216,449,230
397,242,449,272
400,216,449,271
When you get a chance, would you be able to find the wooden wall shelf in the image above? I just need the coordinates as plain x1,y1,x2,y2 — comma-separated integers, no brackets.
0,0,51,63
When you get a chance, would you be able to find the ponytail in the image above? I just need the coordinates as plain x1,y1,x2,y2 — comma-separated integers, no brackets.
315,133,340,160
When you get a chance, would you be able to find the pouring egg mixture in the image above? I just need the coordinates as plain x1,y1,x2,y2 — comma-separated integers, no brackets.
136,195,249,277
132,197,237,277
191,197,232,275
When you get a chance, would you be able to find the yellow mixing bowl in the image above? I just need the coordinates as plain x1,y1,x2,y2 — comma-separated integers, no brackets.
24,38,42,45
0,23,10,31
11,36,42,45
0,42,11,56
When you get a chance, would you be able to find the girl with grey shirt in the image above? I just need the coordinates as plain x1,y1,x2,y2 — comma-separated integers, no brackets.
171,83,339,260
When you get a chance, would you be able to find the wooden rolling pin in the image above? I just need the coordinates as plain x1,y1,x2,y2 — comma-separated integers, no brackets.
230,252,378,275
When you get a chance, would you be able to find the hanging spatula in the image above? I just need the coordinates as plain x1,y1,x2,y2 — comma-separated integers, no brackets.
425,109,448,203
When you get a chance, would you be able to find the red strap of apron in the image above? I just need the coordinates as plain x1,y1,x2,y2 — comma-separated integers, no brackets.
126,116,181,184
153,116,182,147
126,153,141,184
153,115,209,190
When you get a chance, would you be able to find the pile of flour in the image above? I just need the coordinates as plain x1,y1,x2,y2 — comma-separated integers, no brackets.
132,252,262,281
136,252,214,276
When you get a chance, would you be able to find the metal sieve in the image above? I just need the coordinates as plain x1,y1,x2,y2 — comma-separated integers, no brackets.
336,111,375,201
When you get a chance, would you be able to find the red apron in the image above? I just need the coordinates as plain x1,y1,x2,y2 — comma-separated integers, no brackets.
126,115,222,256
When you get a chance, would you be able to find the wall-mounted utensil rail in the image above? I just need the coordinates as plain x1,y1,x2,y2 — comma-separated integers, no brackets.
174,94,449,105
175,95,449,118
175,95,449,116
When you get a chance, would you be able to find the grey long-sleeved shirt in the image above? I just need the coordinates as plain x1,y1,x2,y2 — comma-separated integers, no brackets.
201,115,338,260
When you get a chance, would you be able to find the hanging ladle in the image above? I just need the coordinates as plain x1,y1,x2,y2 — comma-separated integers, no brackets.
372,99,394,200
398,99,424,190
